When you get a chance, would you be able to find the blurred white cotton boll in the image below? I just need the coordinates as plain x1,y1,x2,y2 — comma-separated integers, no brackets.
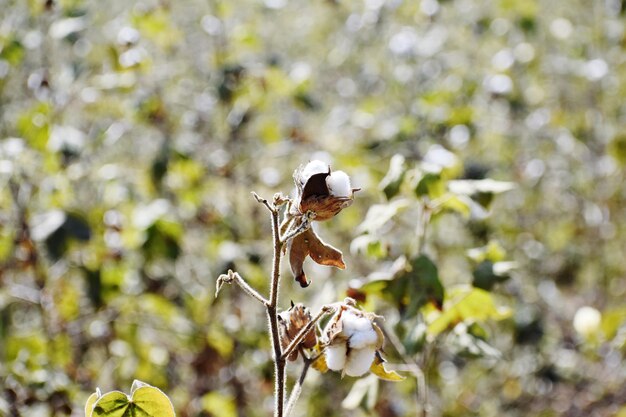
326,342,348,371
573,306,601,338
326,171,352,197
344,347,376,377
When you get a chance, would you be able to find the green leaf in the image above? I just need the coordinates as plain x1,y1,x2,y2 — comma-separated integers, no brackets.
430,194,471,218
92,391,129,417
92,382,175,417
427,286,511,337
467,240,507,263
356,199,409,235
410,255,445,311
601,307,626,340
381,254,444,318
201,392,236,417
85,390,100,417
472,261,510,291
131,386,176,417
350,235,388,259
17,102,51,151
379,154,406,200
0,38,24,65
415,172,445,198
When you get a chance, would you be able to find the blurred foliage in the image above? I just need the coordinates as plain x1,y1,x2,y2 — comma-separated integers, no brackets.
1,0,626,416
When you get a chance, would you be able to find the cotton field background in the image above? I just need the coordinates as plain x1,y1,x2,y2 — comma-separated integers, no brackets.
1,0,625,416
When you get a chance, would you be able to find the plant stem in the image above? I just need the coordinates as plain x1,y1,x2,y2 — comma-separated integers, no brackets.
285,354,311,417
259,194,286,417
415,200,432,255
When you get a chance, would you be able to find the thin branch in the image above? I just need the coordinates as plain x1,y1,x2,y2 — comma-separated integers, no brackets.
285,354,312,417
215,270,268,305
281,305,335,361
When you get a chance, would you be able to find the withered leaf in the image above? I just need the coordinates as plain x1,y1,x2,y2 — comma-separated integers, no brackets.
373,323,385,350
289,228,345,287
369,351,405,381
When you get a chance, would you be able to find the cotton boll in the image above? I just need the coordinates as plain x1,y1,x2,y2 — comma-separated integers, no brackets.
326,171,352,197
348,328,378,349
344,347,376,377
300,160,329,185
573,306,601,337
326,342,348,371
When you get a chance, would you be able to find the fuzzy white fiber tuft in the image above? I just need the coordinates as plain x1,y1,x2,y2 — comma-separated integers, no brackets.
344,347,376,377
348,328,378,350
300,160,329,184
326,342,348,371
341,311,378,349
342,311,372,334
326,171,352,197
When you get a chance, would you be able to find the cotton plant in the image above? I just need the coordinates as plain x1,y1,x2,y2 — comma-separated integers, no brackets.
84,161,403,417
214,160,403,417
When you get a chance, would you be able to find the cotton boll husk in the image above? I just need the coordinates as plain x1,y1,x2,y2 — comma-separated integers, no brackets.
344,347,376,377
326,171,352,197
300,160,329,184
348,328,378,349
326,342,348,371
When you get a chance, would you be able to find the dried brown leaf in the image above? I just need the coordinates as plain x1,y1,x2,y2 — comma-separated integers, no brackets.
288,228,345,287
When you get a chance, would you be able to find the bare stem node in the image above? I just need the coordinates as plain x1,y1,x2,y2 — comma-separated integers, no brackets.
252,191,277,214
273,192,291,208
215,269,269,305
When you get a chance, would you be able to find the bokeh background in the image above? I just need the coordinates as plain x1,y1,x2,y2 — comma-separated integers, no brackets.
1,0,625,416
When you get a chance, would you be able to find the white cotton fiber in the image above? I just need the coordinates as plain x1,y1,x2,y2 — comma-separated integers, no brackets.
344,347,376,377
326,171,352,197
300,160,329,184
348,328,378,350
341,311,373,335
326,342,348,371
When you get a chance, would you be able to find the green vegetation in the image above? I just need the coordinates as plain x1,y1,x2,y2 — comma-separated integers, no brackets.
1,0,625,416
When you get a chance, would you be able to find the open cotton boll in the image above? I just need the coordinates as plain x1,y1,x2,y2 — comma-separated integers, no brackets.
344,347,376,377
326,342,348,371
300,160,329,184
326,171,352,197
348,327,378,349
